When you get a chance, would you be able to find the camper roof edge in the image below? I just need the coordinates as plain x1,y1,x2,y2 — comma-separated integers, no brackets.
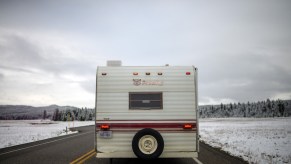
105,61,197,67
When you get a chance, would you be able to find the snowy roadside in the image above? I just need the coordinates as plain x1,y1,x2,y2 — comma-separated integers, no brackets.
199,117,291,164
0,120,94,149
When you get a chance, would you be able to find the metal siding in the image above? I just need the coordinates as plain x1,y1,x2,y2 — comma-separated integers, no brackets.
96,92,196,120
97,66,195,92
97,132,196,153
96,66,197,154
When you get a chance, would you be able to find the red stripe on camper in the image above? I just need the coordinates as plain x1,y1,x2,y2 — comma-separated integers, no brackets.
96,129,197,133
96,121,197,132
96,119,196,122
96,123,196,129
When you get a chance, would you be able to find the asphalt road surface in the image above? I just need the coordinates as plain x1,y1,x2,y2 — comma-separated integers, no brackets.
0,125,247,164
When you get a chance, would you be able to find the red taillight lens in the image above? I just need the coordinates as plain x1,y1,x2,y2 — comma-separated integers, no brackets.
133,72,138,75
100,124,110,130
186,72,191,75
183,124,192,129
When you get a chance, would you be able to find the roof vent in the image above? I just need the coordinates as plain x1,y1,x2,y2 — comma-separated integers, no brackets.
107,60,122,67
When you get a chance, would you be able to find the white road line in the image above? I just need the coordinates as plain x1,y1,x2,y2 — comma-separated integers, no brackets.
0,131,93,156
193,158,203,164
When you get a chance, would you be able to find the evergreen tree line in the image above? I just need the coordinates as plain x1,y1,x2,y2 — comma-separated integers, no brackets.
0,114,47,120
199,99,290,118
51,107,94,121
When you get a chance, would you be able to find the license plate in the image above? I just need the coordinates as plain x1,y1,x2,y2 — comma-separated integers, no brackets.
99,131,112,138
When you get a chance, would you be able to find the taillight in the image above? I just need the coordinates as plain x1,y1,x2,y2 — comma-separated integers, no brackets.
183,124,192,129
100,124,110,130
133,72,138,75
186,72,191,75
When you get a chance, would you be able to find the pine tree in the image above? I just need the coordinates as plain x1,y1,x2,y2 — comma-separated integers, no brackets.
43,110,47,120
52,108,59,121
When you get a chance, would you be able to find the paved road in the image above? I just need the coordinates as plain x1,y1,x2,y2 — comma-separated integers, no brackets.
198,142,247,164
0,125,247,164
0,126,94,164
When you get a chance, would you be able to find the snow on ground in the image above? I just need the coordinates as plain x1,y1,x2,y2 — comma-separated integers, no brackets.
0,120,94,149
200,117,291,164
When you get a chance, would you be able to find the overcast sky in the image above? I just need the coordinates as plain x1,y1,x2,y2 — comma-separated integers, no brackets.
0,0,290,107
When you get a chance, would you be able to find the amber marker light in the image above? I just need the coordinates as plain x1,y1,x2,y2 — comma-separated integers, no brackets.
183,124,192,129
100,124,110,130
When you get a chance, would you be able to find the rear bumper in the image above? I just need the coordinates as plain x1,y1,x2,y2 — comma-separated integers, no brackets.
96,151,198,158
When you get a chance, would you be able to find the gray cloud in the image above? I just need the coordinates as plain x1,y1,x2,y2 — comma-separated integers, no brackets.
199,50,291,103
0,33,95,75
0,32,97,97
79,80,95,94
0,0,290,106
0,65,36,74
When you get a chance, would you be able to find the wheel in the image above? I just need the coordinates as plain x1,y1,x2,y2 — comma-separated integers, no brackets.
132,128,164,160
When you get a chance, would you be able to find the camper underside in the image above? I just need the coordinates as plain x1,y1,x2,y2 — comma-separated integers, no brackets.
96,131,198,158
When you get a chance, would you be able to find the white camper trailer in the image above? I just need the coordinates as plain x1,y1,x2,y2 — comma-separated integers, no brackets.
95,61,199,160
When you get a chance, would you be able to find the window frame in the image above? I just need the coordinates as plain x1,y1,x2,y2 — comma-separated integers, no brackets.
129,92,163,110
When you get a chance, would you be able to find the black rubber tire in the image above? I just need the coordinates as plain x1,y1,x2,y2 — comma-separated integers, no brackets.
132,128,164,160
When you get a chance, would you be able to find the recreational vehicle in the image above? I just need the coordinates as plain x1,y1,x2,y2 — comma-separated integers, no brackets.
95,61,199,160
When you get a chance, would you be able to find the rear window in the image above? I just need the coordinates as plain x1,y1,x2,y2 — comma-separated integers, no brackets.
129,92,163,109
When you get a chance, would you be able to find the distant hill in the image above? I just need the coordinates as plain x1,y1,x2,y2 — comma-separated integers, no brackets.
1,99,290,120
0,105,79,120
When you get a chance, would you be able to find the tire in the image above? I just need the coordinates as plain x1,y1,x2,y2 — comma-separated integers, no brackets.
132,128,164,160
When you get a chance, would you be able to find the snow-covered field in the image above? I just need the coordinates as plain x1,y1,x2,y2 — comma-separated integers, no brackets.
200,118,291,164
1,118,290,164
0,120,94,149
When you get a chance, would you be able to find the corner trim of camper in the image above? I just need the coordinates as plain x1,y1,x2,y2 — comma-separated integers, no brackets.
193,66,199,153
